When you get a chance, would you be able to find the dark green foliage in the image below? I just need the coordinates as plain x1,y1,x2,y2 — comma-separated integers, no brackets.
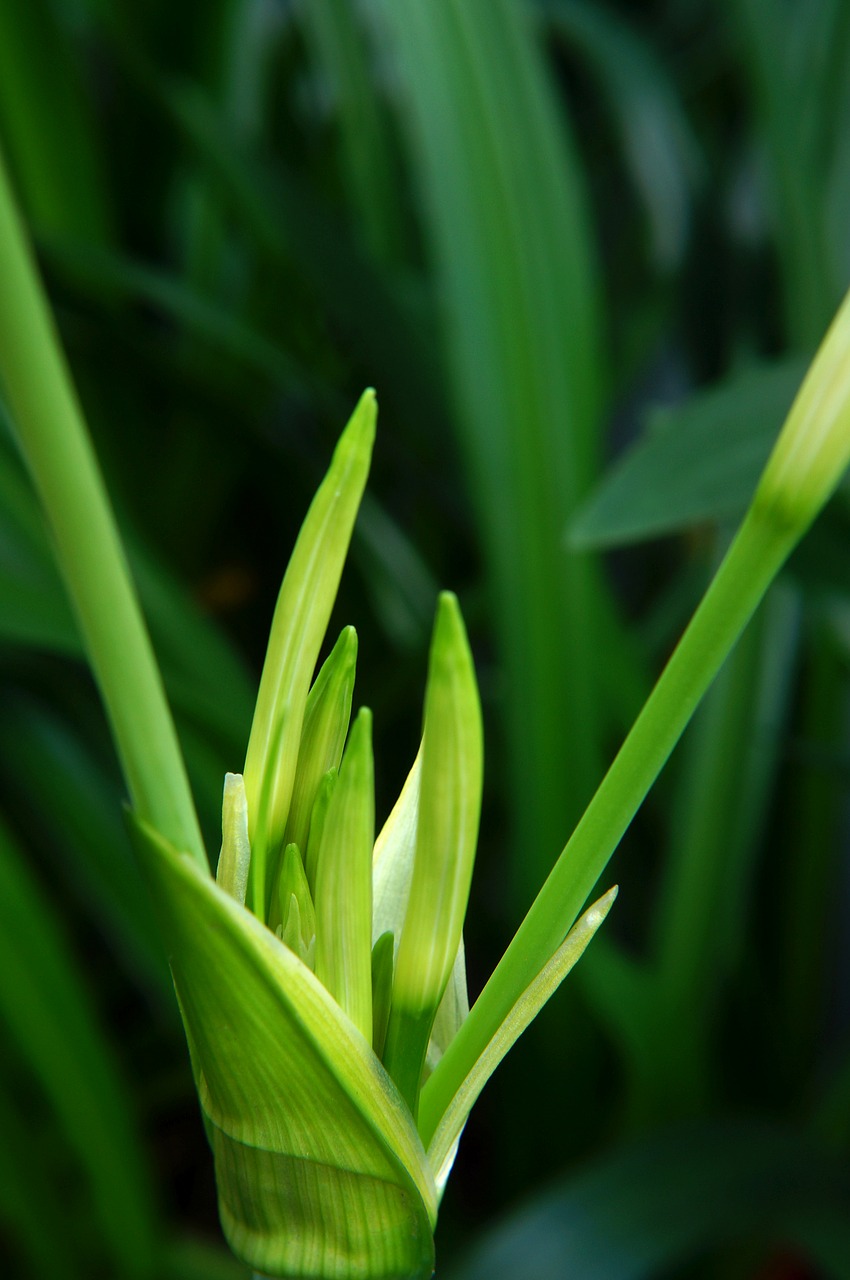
0,0,849,1275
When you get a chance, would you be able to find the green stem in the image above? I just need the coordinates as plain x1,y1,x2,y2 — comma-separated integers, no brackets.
0,144,205,866
420,507,794,1145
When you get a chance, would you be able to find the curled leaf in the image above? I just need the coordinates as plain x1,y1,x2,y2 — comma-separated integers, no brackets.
130,814,436,1280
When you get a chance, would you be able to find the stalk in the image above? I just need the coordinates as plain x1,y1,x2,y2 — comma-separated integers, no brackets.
422,284,850,1146
421,509,795,1144
0,143,205,865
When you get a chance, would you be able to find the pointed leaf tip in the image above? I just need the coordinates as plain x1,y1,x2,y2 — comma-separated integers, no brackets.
242,394,375,919
421,887,617,1180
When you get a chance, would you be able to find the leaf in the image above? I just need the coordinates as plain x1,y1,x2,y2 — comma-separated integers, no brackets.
383,594,483,1112
570,359,807,549
283,625,358,860
131,815,437,1280
371,746,470,1077
314,707,375,1041
422,889,615,1183
447,1121,850,1280
372,748,422,947
243,390,375,917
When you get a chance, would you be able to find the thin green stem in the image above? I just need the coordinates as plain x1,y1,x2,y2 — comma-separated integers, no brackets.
420,507,795,1145
0,144,205,866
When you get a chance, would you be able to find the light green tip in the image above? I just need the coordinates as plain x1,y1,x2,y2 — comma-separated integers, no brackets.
284,626,359,860
241,392,376,920
755,287,850,532
216,773,251,905
277,843,316,968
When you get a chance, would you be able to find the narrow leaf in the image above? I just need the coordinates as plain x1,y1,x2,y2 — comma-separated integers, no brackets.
131,814,437,1279
372,748,421,946
243,391,375,918
305,767,337,895
383,593,483,1112
423,888,616,1181
276,843,316,966
372,746,470,1079
284,625,358,859
367,0,609,901
314,708,375,1042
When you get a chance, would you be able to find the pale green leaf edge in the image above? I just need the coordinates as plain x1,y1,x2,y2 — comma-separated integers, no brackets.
131,817,438,1233
423,887,617,1186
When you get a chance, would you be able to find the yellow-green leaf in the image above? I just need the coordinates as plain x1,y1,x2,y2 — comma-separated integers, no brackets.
216,773,250,905
421,888,617,1186
130,815,436,1280
383,594,483,1112
284,625,358,861
372,746,469,1084
276,843,315,966
243,391,375,919
314,707,376,1041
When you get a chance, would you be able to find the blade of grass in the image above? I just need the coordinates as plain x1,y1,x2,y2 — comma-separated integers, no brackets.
1,394,253,753
0,143,204,864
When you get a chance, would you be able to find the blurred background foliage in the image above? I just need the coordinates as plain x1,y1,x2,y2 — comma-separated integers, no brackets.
1,0,849,1276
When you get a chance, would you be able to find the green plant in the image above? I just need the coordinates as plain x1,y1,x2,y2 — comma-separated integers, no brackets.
3,67,850,1279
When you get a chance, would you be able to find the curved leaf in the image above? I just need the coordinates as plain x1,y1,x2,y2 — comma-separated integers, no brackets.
423,889,615,1177
132,816,436,1280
